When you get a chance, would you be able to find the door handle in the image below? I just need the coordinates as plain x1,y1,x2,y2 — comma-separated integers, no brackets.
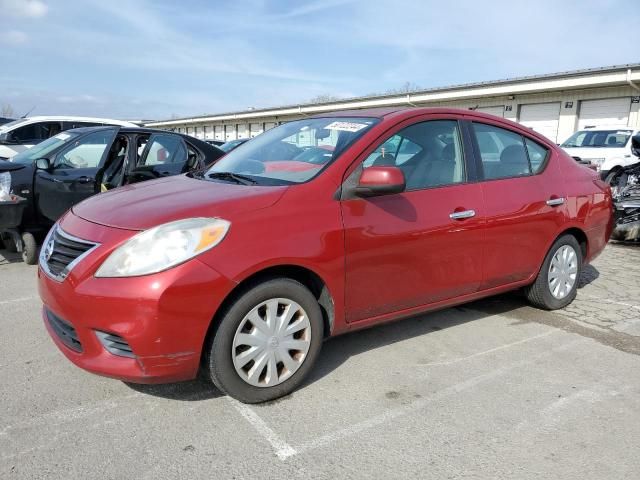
546,197,565,206
449,209,476,220
76,176,94,184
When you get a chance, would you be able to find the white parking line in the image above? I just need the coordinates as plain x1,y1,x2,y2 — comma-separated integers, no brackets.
291,337,583,458
579,293,640,311
227,398,297,460
416,330,557,367
0,295,39,306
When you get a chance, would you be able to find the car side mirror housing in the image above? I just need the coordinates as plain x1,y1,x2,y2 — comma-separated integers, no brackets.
632,134,640,158
35,158,51,170
355,166,405,197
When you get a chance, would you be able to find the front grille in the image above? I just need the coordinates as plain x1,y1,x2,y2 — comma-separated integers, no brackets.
41,227,98,281
46,309,82,352
95,331,135,358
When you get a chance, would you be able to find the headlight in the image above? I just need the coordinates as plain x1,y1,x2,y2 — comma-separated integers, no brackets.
95,218,230,278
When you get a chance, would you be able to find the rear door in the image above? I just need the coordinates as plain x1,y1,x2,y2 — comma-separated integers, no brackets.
128,133,190,183
468,120,567,289
35,129,116,222
341,116,485,323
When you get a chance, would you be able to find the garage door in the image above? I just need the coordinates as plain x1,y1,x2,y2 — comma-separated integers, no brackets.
237,124,249,139
477,106,504,118
225,125,236,141
214,125,224,141
250,123,263,137
577,98,630,130
519,103,561,142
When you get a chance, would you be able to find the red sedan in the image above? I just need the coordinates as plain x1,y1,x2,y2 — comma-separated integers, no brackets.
38,108,613,403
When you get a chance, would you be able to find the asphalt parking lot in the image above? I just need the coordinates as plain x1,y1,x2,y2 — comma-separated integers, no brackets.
1,243,639,479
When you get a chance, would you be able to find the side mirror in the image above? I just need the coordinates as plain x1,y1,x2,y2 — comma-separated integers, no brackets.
355,166,405,197
632,135,640,158
35,158,51,170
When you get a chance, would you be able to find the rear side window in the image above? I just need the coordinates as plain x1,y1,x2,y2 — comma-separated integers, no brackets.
524,138,549,173
472,123,531,180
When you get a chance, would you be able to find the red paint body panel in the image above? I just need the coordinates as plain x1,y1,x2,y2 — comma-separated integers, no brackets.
342,183,485,322
38,108,613,384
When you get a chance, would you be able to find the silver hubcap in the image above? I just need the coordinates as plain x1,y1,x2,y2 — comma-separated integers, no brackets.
232,298,311,388
548,245,578,299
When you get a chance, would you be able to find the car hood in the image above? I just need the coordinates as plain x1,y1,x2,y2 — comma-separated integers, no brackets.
562,146,626,159
0,159,27,172
72,175,288,230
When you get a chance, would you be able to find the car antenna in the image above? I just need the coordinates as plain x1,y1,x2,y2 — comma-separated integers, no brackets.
21,106,36,118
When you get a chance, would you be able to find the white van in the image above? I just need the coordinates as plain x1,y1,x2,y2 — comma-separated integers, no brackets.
0,116,139,160
560,126,640,178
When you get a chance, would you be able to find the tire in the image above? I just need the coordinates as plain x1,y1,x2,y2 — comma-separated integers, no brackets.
525,234,582,310
21,232,38,265
604,167,622,186
206,278,324,403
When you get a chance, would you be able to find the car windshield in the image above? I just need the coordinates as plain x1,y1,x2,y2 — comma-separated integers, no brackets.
561,129,632,148
204,117,378,185
0,118,28,133
11,132,80,164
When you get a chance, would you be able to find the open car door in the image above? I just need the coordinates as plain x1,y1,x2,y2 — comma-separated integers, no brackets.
35,128,117,223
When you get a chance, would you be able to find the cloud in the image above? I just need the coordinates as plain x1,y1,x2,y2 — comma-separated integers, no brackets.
0,0,48,17
0,30,28,45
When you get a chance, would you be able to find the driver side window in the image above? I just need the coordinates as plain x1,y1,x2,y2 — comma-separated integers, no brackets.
55,131,111,169
362,120,466,190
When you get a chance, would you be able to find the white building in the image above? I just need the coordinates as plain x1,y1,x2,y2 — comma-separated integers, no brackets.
146,64,640,144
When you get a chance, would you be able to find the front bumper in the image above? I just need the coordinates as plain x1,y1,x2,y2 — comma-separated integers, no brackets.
38,214,236,384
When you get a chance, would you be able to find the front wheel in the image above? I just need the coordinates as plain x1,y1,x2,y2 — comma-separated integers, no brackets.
206,278,324,403
525,235,582,310
21,232,38,265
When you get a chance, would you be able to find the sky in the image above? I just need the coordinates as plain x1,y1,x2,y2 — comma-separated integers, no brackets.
0,0,639,121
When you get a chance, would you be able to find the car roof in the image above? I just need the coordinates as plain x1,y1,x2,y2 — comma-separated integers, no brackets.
64,126,223,152
5,116,138,127
581,125,637,131
312,107,559,146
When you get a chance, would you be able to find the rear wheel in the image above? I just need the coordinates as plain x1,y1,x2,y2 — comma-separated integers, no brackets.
206,278,324,403
525,235,582,310
21,232,38,265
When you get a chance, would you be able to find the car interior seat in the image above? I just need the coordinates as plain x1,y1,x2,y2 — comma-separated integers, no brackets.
372,152,396,166
498,144,530,177
100,137,128,190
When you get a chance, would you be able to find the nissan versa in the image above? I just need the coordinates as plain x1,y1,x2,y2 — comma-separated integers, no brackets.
38,108,613,403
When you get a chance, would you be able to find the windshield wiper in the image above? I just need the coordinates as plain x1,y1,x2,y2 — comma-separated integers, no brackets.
207,171,258,185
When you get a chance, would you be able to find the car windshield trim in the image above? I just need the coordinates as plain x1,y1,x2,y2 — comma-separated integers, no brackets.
203,117,379,186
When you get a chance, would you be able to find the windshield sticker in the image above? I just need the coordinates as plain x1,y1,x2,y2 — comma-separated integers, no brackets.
54,133,71,140
325,121,368,133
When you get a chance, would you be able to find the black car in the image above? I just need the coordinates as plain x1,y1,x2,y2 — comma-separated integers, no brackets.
0,126,224,263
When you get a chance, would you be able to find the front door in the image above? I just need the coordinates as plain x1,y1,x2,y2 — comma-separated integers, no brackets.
341,119,485,323
35,129,116,222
